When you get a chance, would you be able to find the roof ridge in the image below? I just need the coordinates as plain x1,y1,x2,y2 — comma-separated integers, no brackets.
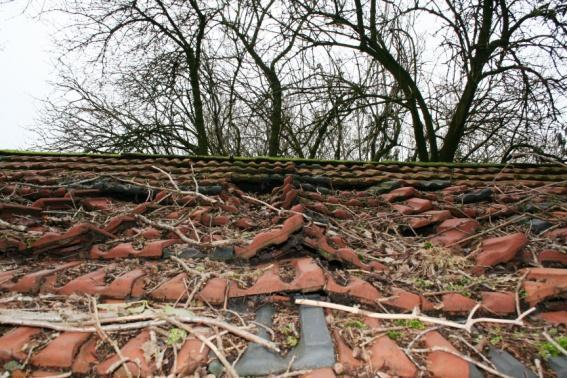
0,149,563,169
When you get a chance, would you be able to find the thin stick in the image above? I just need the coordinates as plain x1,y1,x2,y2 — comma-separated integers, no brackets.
449,215,527,248
0,219,27,232
296,298,536,333
411,347,513,378
164,316,239,378
542,332,567,357
0,312,280,352
152,165,217,204
91,298,133,378
535,358,543,378
135,214,237,247
241,195,310,220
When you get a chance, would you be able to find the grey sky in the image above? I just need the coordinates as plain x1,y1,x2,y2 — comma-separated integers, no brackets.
0,1,55,150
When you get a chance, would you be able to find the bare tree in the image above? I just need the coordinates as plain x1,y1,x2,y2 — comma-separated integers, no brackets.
37,0,566,163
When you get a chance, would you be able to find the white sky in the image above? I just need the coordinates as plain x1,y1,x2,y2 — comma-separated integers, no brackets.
0,1,56,150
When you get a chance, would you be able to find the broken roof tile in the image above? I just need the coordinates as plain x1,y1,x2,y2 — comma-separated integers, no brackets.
0,151,565,376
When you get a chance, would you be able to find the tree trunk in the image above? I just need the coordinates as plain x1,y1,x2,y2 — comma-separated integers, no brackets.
267,77,283,156
188,53,209,155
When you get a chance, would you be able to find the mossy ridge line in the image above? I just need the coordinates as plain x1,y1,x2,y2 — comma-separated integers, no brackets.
0,149,563,169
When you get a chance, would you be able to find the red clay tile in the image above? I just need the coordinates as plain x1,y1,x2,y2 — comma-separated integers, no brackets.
96,330,154,377
430,218,480,247
235,217,256,230
0,202,42,219
307,202,329,214
544,228,567,240
175,337,209,375
56,268,107,295
408,210,452,229
346,198,362,207
65,189,102,198
229,257,325,297
382,187,418,203
384,287,431,312
332,209,352,219
368,336,417,377
332,330,362,371
474,233,527,273
71,338,98,374
305,234,384,271
234,214,304,258
3,261,80,293
140,227,162,239
221,204,238,213
424,331,470,378
198,278,230,304
540,311,567,326
301,368,336,378
442,293,477,313
0,327,41,360
31,197,76,210
104,215,138,234
31,332,91,368
328,235,347,248
481,291,516,315
32,223,115,253
149,273,187,301
100,269,146,298
90,239,176,259
325,274,381,304
538,249,567,265
523,268,567,306
406,197,433,213
0,236,26,252
82,197,112,211
551,211,567,220
282,189,298,209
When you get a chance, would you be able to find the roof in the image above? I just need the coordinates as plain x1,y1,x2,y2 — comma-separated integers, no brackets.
0,151,566,377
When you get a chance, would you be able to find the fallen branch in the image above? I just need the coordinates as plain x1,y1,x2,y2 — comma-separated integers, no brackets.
411,347,513,378
91,298,133,378
295,298,536,333
542,331,567,357
448,214,527,248
164,316,239,378
152,165,218,204
134,214,238,247
0,218,27,232
241,195,310,221
0,311,280,352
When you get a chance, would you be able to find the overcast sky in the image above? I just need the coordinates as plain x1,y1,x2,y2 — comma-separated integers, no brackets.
0,1,56,150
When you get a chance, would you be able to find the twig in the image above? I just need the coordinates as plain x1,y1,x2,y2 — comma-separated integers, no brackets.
0,311,280,352
91,298,133,378
170,255,207,276
241,195,310,220
449,215,527,248
295,298,536,332
190,163,199,194
39,373,72,378
534,358,543,378
0,218,27,232
274,370,313,378
515,271,528,317
152,165,217,204
451,335,495,368
542,331,567,357
411,347,513,378
135,214,238,247
164,316,239,378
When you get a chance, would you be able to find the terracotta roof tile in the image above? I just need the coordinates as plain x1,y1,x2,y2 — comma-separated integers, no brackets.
0,152,565,376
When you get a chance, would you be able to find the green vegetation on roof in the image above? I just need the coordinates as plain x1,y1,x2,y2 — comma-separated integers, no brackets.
0,149,559,168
